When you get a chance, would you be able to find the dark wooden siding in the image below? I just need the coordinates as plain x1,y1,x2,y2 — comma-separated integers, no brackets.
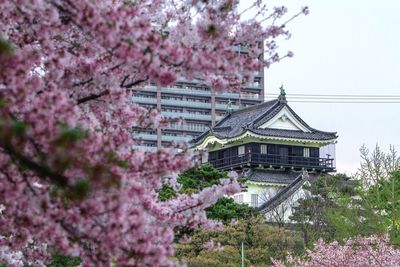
310,147,319,158
209,143,322,162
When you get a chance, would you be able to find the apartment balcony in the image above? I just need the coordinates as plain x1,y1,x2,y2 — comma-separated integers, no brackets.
215,103,240,110
162,111,211,121
134,133,157,141
163,87,211,97
161,135,193,142
137,85,261,100
242,82,262,90
215,92,240,99
136,85,208,96
135,146,157,152
209,152,335,172
166,125,210,132
132,96,157,105
240,93,261,100
161,99,211,109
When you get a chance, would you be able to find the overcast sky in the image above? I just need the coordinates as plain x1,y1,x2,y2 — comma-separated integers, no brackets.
259,0,400,175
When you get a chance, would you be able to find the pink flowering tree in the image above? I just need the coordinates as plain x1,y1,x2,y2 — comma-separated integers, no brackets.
272,234,400,267
0,0,307,265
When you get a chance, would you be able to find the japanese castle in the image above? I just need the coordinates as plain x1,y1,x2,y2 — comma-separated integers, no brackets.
192,88,338,222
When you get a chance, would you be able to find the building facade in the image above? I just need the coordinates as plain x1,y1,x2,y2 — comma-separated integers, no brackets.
132,73,264,150
192,89,338,222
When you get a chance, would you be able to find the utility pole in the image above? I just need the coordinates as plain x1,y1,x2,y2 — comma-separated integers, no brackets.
241,241,244,267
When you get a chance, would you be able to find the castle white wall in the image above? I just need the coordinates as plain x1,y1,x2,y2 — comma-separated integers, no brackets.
233,180,310,223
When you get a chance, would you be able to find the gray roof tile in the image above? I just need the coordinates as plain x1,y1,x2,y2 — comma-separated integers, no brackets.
192,98,337,144
246,170,300,184
258,173,305,213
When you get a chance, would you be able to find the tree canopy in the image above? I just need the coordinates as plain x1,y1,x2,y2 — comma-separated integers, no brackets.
159,164,259,224
0,1,307,265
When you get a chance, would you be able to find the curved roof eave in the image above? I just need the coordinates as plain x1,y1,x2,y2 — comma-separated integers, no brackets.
194,130,338,150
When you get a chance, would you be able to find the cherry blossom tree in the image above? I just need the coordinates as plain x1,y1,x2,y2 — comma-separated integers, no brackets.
0,0,307,265
272,234,400,267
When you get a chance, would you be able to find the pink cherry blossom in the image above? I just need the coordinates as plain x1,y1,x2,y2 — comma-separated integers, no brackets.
272,234,400,267
0,0,306,265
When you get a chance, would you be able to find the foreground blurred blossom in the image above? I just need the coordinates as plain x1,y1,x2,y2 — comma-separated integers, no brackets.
0,0,306,265
272,234,400,267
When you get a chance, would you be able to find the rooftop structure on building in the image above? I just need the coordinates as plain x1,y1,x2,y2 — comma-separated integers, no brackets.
192,87,338,222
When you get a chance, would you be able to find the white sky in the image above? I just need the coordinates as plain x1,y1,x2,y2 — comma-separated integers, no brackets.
257,0,400,175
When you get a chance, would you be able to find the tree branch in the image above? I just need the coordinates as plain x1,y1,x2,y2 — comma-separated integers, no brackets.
121,76,149,88
73,78,93,87
76,77,149,104
1,142,69,187
77,90,110,105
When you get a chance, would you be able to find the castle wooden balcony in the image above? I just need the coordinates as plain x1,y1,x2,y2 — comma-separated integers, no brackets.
208,152,335,172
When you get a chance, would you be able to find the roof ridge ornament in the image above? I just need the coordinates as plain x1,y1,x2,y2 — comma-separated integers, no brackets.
226,99,233,114
279,84,287,104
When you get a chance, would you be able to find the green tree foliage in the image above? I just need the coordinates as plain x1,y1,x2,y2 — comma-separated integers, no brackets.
358,145,400,238
327,171,400,245
358,144,400,190
178,163,227,194
290,173,356,246
48,253,81,267
205,197,258,224
0,37,14,55
158,164,258,224
158,184,176,201
157,164,226,200
370,170,400,229
326,145,400,245
176,216,304,267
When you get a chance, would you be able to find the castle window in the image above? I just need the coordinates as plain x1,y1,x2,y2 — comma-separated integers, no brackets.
238,145,245,156
304,147,310,157
251,194,258,207
260,144,268,154
234,194,243,203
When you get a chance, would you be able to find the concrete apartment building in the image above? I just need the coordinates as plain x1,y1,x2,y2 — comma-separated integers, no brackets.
132,70,265,151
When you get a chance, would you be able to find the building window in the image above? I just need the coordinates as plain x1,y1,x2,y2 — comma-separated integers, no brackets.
251,194,258,207
238,145,245,156
260,144,268,154
304,147,310,157
234,194,243,203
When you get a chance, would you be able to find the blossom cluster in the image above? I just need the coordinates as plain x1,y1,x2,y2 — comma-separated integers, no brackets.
272,234,400,267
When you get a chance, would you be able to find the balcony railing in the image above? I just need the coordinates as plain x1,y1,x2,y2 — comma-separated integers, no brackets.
161,99,211,109
167,124,209,132
215,92,240,99
162,111,211,121
209,152,334,171
240,93,261,100
215,103,239,110
162,87,211,97
132,96,157,105
134,133,157,141
161,135,193,142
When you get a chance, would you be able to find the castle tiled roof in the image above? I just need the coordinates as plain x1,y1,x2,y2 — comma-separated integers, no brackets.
246,170,300,184
192,98,337,145
258,172,306,213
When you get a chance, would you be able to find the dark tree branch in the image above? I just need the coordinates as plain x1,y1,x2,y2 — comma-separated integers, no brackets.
2,170,17,185
8,113,46,161
1,142,69,187
76,77,149,104
77,90,110,105
73,78,93,87
121,76,148,89
120,75,130,87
